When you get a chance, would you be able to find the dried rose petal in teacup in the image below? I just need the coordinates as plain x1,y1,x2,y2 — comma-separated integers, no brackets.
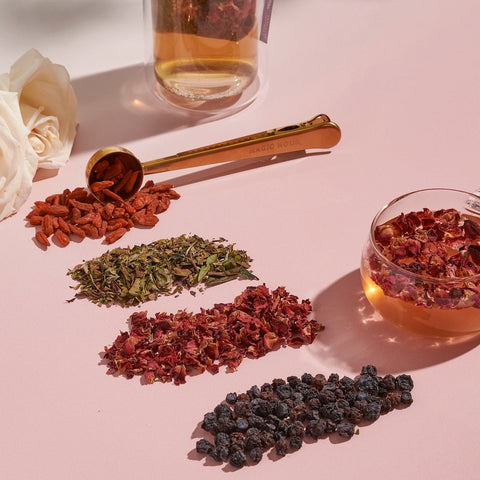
360,188,480,336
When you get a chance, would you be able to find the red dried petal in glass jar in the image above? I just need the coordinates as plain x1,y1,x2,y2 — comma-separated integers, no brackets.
361,188,480,337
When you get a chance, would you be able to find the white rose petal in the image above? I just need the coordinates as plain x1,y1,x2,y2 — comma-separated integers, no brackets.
21,103,63,160
6,48,78,169
0,91,38,221
0,73,8,91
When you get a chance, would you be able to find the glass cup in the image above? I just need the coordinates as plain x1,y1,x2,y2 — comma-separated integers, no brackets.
360,188,480,337
143,0,271,113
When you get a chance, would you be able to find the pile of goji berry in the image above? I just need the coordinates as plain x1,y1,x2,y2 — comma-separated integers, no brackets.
26,180,180,247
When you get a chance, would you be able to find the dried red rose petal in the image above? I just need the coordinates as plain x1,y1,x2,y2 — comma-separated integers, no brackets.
369,208,480,310
103,285,323,385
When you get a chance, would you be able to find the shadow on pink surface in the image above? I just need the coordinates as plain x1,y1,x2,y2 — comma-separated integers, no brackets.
158,151,329,187
310,270,480,373
69,64,237,155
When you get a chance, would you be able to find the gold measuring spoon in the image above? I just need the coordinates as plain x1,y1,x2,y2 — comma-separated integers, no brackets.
86,113,341,201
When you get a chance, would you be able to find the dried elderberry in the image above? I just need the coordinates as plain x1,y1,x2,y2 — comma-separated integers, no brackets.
361,365,378,376
289,436,303,450
347,407,363,424
247,385,261,399
202,412,218,433
301,373,313,384
275,402,290,419
236,418,249,432
355,374,379,395
225,392,237,404
249,446,263,463
217,416,236,433
210,445,229,463
276,384,293,400
336,422,356,438
362,401,382,422
396,374,414,391
286,375,302,388
340,376,356,392
306,418,327,439
194,366,414,468
379,374,397,392
245,434,262,451
401,391,414,405
229,450,247,468
275,437,288,457
214,403,233,418
215,432,231,447
196,438,214,454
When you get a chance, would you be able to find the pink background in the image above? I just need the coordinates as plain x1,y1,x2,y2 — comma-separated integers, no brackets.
1,1,480,478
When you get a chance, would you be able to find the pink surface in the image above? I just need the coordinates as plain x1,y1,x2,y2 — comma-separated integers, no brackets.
1,1,480,479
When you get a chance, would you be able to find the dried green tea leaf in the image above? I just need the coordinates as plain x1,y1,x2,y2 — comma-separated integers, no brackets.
67,234,258,307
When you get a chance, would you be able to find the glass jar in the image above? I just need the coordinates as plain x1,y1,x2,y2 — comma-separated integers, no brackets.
143,0,271,113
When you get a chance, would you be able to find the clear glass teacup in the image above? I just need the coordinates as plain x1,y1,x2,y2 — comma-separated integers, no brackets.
360,188,480,337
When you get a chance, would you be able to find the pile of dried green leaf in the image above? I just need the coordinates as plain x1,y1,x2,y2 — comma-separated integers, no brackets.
68,235,258,306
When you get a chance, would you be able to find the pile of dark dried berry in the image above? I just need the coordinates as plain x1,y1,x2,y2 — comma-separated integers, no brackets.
195,365,414,468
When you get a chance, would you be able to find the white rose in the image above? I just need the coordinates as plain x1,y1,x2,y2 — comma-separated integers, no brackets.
5,48,77,169
0,91,38,221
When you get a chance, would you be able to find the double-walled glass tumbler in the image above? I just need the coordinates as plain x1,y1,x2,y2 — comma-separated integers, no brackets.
143,0,271,113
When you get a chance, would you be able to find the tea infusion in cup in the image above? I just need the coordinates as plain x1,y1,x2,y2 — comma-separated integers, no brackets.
143,0,273,112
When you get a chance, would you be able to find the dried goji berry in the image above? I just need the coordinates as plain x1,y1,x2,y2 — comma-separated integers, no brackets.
69,223,86,239
69,199,94,212
41,215,54,236
102,188,125,203
132,213,159,226
27,182,179,248
44,205,69,216
54,229,70,247
45,194,60,205
101,202,115,219
105,227,127,244
28,215,43,226
58,217,71,235
106,219,128,231
71,207,82,224
90,180,115,192
67,187,89,201
35,230,51,247
92,212,103,228
112,207,126,218
81,224,100,239
76,212,96,225
98,220,108,237
132,193,154,211
151,183,175,193
123,170,139,193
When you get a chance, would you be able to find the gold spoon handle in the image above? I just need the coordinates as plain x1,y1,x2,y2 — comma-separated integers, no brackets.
142,114,341,175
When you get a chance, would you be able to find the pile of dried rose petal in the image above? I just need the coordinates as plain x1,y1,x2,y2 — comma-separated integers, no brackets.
370,208,480,308
103,285,323,385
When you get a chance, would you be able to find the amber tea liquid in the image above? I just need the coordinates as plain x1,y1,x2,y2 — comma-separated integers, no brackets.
360,272,480,336
153,28,258,101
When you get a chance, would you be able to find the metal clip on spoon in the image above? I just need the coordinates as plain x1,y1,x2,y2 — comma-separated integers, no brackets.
86,113,341,201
